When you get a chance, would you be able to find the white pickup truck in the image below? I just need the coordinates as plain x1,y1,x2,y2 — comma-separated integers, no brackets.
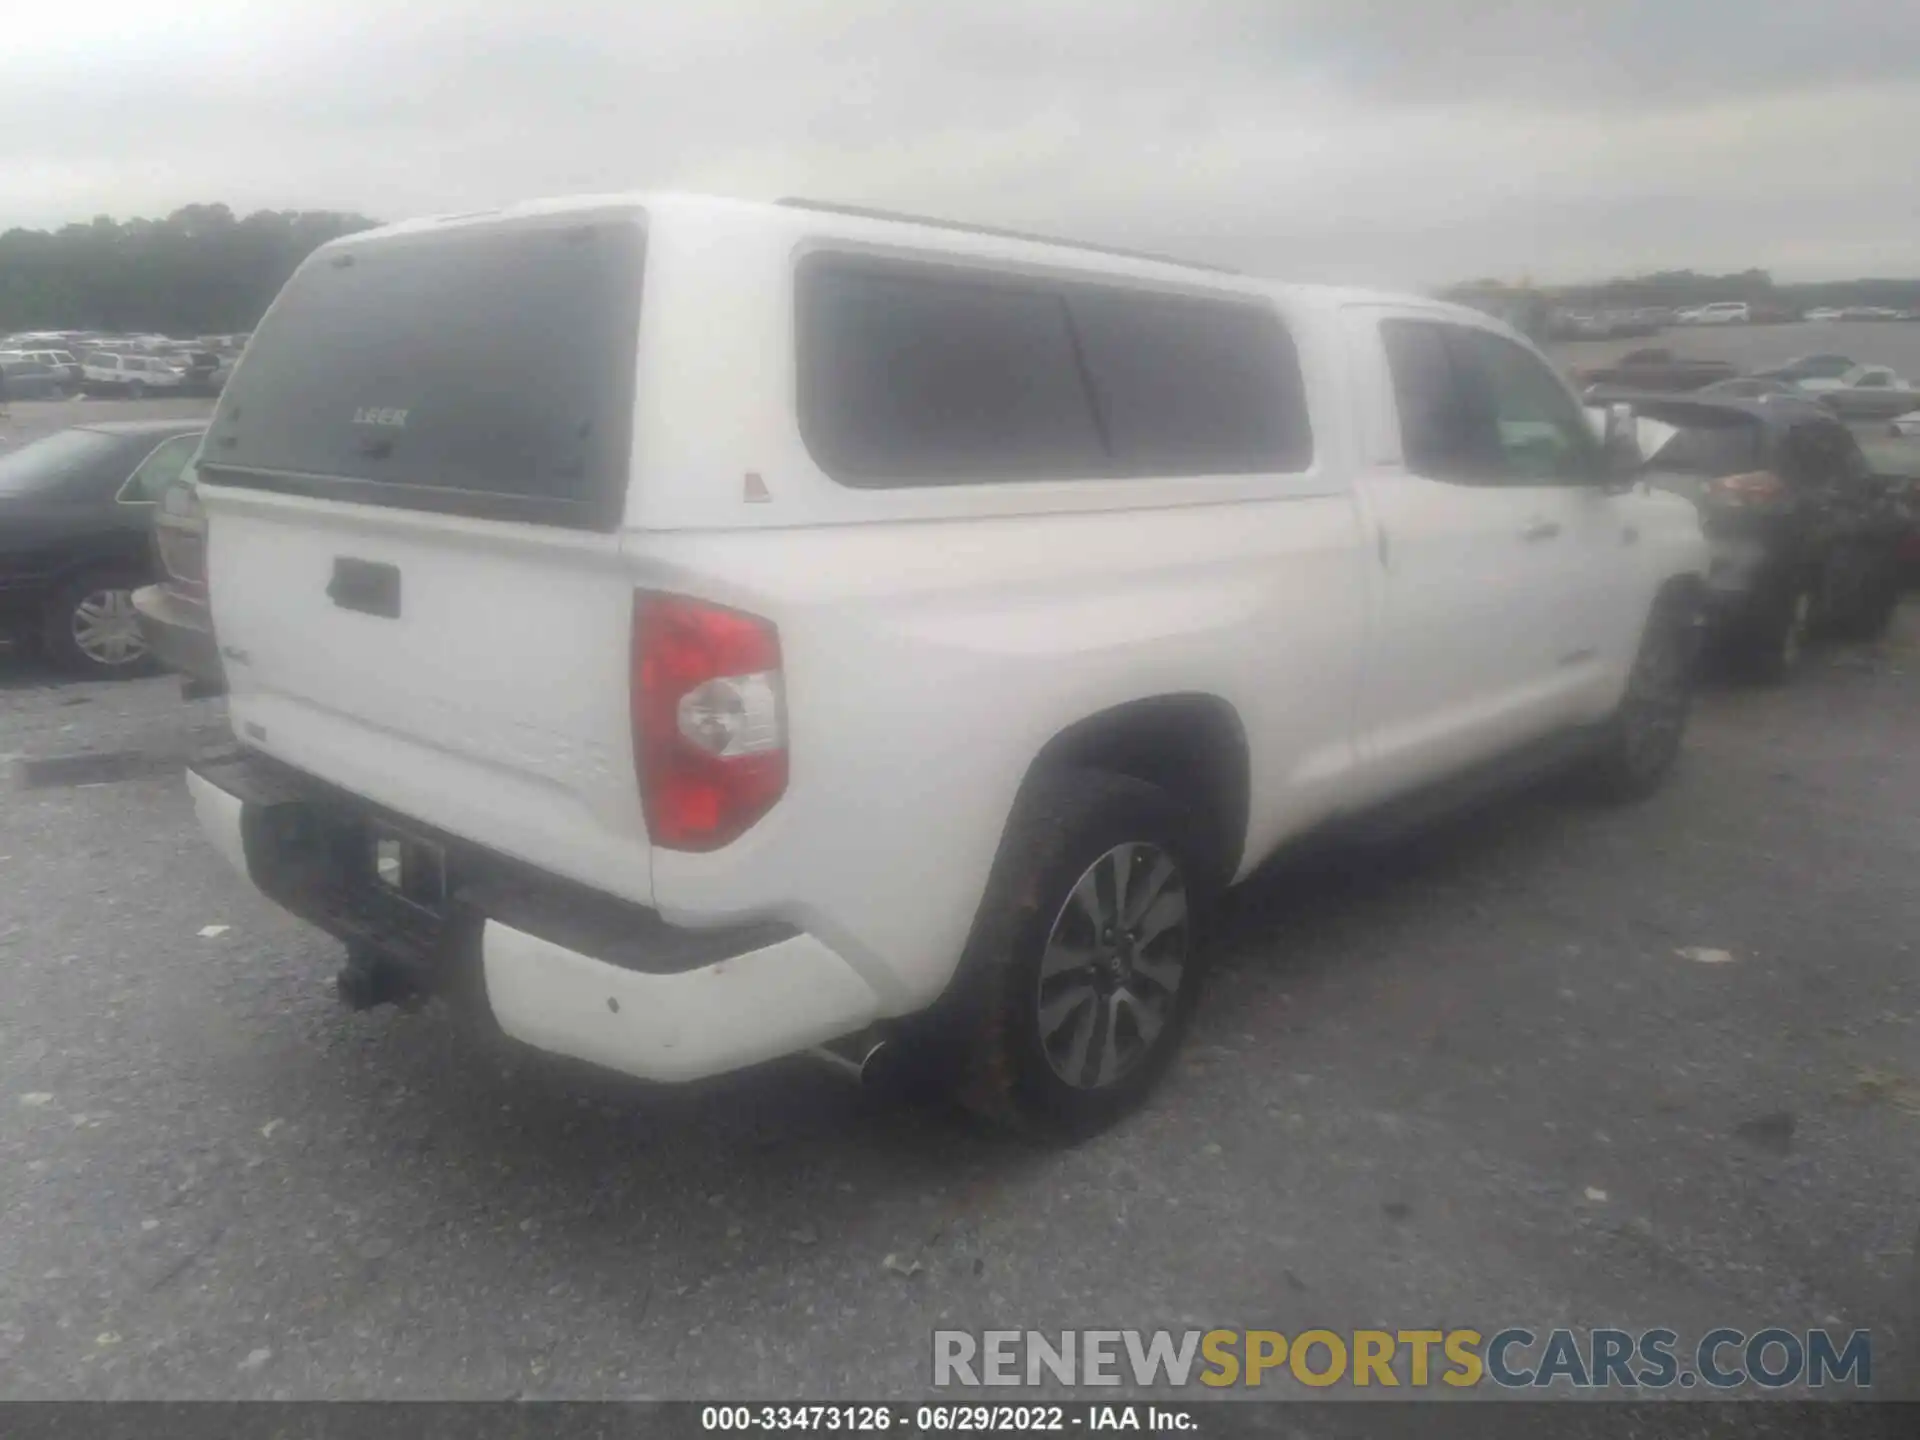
184,194,1707,1135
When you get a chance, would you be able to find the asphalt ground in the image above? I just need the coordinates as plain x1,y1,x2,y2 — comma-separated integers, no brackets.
3,384,1920,1417
3,596,1918,1405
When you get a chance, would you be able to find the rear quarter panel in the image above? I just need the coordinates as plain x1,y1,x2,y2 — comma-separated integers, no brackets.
634,494,1370,1013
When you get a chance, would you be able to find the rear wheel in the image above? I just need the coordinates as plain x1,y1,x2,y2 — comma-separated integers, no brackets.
42,574,152,677
946,770,1208,1139
1732,579,1813,683
127,381,146,400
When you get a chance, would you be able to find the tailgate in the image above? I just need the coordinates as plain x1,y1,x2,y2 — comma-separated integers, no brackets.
194,207,654,903
204,492,653,904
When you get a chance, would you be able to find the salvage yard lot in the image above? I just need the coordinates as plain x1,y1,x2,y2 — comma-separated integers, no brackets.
2,612,1918,1400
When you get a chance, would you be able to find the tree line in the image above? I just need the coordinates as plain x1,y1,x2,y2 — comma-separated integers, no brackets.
1447,268,1920,316
0,203,380,337
9,208,1916,340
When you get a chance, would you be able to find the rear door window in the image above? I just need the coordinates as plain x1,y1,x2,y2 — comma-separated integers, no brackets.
1782,419,1866,489
202,213,646,529
796,258,1105,485
1642,418,1763,476
1064,286,1311,476
119,433,203,502
795,253,1310,487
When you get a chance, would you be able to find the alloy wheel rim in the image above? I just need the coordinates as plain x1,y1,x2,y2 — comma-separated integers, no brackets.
72,589,147,666
1035,842,1189,1090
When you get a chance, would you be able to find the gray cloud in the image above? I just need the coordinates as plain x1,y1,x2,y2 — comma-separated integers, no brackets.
3,0,1917,285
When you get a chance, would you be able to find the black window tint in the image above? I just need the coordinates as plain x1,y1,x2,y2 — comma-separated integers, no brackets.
1644,419,1762,477
795,254,1310,487
1066,288,1310,474
797,258,1104,485
121,433,202,502
1782,420,1865,487
1381,319,1491,480
204,215,645,529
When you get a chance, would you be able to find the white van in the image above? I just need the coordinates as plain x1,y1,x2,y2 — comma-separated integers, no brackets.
185,193,1706,1134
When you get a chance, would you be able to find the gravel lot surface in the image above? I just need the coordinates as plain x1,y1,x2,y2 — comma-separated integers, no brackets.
2,608,1918,1405
2,388,1918,1417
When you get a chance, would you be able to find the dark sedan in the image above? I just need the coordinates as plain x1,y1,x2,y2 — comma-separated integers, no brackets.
1620,394,1907,680
1572,347,1738,392
0,420,205,675
1,355,68,401
133,462,224,693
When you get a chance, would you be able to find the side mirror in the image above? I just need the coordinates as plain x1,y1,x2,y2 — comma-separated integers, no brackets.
1599,403,1642,491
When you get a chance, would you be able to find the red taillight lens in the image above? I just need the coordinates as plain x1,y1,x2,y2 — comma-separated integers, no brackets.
632,593,787,852
1707,470,1787,506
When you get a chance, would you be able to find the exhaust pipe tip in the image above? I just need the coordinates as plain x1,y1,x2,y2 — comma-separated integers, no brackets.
809,1030,893,1086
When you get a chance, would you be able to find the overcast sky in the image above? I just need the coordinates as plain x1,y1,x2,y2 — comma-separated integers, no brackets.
5,0,1918,286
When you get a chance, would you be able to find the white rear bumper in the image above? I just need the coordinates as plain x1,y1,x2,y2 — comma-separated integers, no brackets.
185,767,882,1083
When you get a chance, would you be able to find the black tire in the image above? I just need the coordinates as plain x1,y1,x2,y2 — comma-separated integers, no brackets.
40,572,154,677
1581,585,1697,802
1729,578,1813,684
1818,544,1901,642
943,769,1210,1139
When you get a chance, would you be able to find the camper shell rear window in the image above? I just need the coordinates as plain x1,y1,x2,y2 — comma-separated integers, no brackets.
199,211,645,530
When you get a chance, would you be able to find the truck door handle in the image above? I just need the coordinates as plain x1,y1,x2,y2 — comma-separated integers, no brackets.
1521,518,1562,542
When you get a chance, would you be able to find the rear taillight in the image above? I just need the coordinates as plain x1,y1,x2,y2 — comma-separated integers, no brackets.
631,593,787,852
1706,470,1787,506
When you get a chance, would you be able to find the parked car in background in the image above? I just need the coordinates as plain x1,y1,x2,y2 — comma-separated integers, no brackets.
133,456,223,694
1751,353,1856,384
1890,411,1920,439
1803,308,1845,323
1840,307,1904,322
0,355,68,401
0,421,206,674
1620,394,1905,678
1673,302,1749,326
1573,347,1738,392
160,345,223,395
1798,365,1920,418
79,352,191,398
1600,309,1660,338
178,192,1707,1132
1697,377,1818,403
7,348,84,390
1548,310,1611,340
